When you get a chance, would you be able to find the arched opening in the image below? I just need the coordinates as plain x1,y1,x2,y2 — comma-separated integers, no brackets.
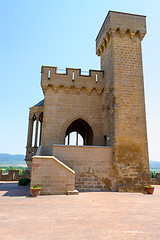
65,118,93,145
31,112,43,147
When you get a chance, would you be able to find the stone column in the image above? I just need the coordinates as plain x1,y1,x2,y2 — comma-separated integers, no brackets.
76,132,78,145
39,121,43,146
34,114,39,147
27,112,34,147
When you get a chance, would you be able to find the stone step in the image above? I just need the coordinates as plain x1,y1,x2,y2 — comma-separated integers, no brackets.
66,190,79,195
77,188,108,192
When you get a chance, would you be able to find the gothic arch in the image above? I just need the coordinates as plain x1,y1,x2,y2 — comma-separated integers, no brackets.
60,114,99,145
65,118,93,145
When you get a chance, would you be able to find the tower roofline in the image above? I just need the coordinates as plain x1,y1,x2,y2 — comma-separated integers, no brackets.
96,10,146,42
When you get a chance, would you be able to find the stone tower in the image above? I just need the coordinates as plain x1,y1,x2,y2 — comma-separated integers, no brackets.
25,11,150,193
96,11,150,191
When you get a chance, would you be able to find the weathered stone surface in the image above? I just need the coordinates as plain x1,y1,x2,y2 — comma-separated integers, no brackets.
96,11,150,191
53,145,113,191
25,11,150,193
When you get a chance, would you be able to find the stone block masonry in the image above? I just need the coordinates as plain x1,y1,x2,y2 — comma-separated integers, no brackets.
25,11,151,193
96,11,150,191
0,170,30,181
40,67,105,155
53,145,113,191
31,156,75,194
41,67,104,94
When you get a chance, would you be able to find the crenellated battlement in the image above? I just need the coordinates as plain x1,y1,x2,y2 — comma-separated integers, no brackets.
41,66,104,95
96,11,146,56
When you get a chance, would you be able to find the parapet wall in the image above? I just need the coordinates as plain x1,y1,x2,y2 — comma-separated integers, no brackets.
41,66,104,95
151,178,160,185
0,170,30,181
96,11,146,56
151,173,160,185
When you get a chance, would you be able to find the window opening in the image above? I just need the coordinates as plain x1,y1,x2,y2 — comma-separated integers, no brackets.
48,70,50,79
96,73,98,83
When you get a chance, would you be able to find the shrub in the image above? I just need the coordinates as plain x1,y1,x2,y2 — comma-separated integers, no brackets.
19,169,23,175
9,166,15,170
18,178,30,186
150,171,157,178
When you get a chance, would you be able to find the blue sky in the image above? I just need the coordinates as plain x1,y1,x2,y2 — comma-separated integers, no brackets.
0,0,160,161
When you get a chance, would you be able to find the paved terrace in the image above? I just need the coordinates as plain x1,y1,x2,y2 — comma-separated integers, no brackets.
0,182,160,240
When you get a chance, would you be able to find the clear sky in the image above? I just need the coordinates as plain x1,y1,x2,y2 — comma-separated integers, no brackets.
0,0,160,161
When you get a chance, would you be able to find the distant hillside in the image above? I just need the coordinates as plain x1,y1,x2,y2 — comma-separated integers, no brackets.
149,161,160,169
0,153,159,169
0,153,26,166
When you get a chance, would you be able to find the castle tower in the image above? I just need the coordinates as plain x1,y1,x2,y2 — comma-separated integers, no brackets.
96,11,150,191
25,11,150,193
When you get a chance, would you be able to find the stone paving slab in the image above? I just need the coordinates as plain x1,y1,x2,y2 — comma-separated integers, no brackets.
0,182,160,239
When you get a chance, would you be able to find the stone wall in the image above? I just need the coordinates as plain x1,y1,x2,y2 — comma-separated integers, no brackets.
0,170,30,181
41,67,105,155
31,156,75,194
96,11,150,192
151,173,160,185
53,145,113,191
151,178,160,185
